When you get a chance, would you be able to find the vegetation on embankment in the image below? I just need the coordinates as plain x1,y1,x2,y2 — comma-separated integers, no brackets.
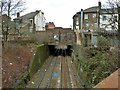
16,44,50,88
2,42,34,88
2,41,50,88
72,45,118,88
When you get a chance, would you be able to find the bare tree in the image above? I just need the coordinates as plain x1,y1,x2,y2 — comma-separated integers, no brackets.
0,0,26,41
103,0,120,34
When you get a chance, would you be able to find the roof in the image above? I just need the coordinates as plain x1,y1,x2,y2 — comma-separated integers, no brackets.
84,6,99,12
18,12,36,19
73,6,99,18
73,6,119,19
101,8,118,14
15,10,41,19
94,68,119,88
76,6,99,14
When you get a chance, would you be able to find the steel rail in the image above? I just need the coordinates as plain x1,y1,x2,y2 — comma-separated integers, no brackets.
36,49,59,89
65,50,72,89
46,49,60,88
60,49,64,89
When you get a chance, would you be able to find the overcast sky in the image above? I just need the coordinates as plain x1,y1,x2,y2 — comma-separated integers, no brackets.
22,0,107,28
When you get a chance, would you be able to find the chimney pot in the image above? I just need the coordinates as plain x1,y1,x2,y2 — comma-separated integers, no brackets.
36,10,40,14
98,1,101,9
17,13,20,18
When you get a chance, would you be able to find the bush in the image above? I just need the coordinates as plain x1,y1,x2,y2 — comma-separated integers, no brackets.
98,36,111,47
74,47,118,87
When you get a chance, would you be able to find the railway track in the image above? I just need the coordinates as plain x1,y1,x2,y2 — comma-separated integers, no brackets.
65,50,72,88
36,49,60,89
36,48,83,89
61,49,72,89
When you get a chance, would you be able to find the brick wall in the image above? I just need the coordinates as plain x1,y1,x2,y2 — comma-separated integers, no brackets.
36,28,75,45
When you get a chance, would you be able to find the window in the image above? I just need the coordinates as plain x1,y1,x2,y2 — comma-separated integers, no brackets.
67,33,72,40
94,22,97,27
84,14,88,19
54,35,59,41
103,16,107,21
30,20,32,24
114,16,117,22
76,17,79,25
29,28,33,33
93,14,96,18
86,23,90,27
112,26,115,29
61,34,65,42
76,17,79,21
101,24,106,28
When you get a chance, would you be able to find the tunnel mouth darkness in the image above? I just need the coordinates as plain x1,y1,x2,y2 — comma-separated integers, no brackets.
48,45,72,56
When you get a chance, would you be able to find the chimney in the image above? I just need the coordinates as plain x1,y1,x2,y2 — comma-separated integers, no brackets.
98,1,101,9
36,10,40,14
98,1,101,33
17,13,20,18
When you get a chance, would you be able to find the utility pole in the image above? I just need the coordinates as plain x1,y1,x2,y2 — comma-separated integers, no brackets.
118,7,120,37
0,1,2,89
0,2,2,39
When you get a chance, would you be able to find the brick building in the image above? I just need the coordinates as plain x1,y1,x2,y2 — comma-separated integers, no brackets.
14,10,46,35
46,22,55,29
73,1,119,47
36,27,75,45
73,2,100,46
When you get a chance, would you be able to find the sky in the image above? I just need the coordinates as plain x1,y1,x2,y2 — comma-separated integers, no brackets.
22,0,107,28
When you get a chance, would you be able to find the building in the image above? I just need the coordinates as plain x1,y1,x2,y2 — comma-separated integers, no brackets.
45,22,55,30
73,6,99,31
100,8,118,31
73,1,119,47
73,2,101,46
14,10,46,35
36,27,75,45
0,14,14,41
1,14,11,31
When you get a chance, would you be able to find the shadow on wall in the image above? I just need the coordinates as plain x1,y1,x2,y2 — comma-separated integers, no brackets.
29,44,50,78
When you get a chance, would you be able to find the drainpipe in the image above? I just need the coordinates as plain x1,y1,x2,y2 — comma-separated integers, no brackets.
81,9,84,45
98,1,101,35
81,9,83,30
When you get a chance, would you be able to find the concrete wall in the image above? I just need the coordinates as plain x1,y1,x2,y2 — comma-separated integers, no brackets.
29,44,49,77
